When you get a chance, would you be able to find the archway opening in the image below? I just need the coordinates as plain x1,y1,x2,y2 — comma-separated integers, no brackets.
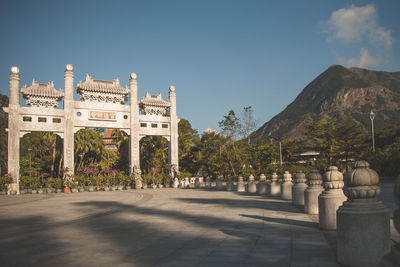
74,128,118,173
140,135,169,186
20,132,63,177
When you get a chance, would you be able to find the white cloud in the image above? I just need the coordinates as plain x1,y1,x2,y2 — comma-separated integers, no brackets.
323,4,393,68
338,48,381,68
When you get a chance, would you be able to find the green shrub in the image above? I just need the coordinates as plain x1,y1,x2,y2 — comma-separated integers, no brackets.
74,175,88,187
46,177,62,189
0,175,12,191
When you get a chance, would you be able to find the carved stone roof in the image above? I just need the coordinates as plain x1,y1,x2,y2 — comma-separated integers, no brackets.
76,74,129,103
139,92,170,115
21,79,64,108
21,80,64,99
140,92,170,107
77,74,129,95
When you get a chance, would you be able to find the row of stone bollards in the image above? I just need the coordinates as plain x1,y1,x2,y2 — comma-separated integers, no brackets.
205,161,397,267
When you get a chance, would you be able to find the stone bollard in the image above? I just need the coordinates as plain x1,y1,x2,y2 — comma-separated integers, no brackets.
318,166,347,230
194,177,200,189
216,175,223,190
184,177,190,188
226,176,233,191
205,176,211,189
380,174,400,266
304,169,324,214
337,161,390,267
257,174,267,195
270,172,281,196
292,170,308,206
281,171,293,200
237,175,245,192
248,174,257,193
173,177,179,188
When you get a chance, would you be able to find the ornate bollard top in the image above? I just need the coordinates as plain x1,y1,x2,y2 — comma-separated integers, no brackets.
249,174,255,182
323,166,344,190
238,175,244,182
294,170,306,183
343,160,381,199
307,169,323,186
271,172,278,182
260,174,266,181
283,171,292,182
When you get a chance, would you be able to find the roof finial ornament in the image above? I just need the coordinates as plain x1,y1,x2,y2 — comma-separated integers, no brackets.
65,64,73,71
10,66,19,74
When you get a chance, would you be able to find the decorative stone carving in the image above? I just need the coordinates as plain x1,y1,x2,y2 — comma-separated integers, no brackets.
21,79,64,108
270,172,281,196
216,175,223,190
139,92,171,116
134,169,143,189
258,174,267,195
184,177,190,188
292,170,308,206
318,166,347,230
337,161,390,266
237,175,245,192
173,177,179,188
226,176,233,191
205,176,211,189
77,74,129,103
281,171,293,200
304,169,324,214
248,174,257,193
380,174,400,266
194,177,200,189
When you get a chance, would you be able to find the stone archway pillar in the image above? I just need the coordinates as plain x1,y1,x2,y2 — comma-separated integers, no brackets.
7,66,21,193
129,73,140,175
63,64,75,178
168,86,179,171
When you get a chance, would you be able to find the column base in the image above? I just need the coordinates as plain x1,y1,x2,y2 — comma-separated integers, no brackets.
8,183,19,195
270,182,281,196
292,183,307,205
304,186,324,215
337,200,390,267
281,182,293,200
318,189,346,230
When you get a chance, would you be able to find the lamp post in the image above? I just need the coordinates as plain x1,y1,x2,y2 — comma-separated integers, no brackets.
370,110,375,153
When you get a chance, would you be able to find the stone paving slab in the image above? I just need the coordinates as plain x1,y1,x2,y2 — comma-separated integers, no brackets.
0,183,395,266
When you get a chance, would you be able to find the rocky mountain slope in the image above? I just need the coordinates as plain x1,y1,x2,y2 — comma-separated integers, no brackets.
252,65,400,140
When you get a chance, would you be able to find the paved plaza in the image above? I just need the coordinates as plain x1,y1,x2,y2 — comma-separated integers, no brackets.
0,182,397,267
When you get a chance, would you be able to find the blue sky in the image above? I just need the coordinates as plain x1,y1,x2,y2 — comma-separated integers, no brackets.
1,0,399,133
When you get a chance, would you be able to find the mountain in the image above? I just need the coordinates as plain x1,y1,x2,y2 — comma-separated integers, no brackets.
252,65,400,141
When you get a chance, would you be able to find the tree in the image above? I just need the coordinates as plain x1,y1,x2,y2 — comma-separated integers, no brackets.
74,128,117,171
305,119,337,164
198,131,231,177
334,122,366,168
240,106,258,144
112,129,129,173
178,119,201,175
140,136,169,174
218,110,241,140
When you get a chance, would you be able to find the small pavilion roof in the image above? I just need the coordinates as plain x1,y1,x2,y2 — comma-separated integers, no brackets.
140,92,170,107
77,74,129,95
21,80,64,99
